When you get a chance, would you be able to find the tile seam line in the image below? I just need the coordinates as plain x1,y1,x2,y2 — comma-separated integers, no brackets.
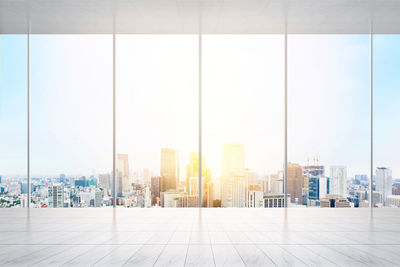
226,231,254,267
278,243,333,266
301,245,341,267
325,244,391,266
119,243,149,267
151,229,177,266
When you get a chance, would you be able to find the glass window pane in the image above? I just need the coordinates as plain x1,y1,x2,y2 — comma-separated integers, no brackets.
0,35,27,208
374,35,400,208
116,35,198,207
31,35,112,208
288,35,370,208
203,35,284,208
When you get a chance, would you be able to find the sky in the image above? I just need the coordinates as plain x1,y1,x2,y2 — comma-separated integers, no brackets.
0,34,399,178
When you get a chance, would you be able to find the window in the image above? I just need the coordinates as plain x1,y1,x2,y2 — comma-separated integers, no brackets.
203,35,284,208
288,35,370,208
116,35,198,207
0,35,27,208
31,35,112,208
2,33,394,209
374,35,400,208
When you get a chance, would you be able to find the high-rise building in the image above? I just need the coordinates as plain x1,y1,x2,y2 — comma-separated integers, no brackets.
94,190,104,207
221,176,246,208
302,174,309,205
143,168,150,185
48,184,64,208
248,190,264,208
151,176,163,206
245,169,258,185
144,186,151,208
185,152,213,207
161,190,182,208
308,177,320,201
99,173,111,195
185,152,210,193
308,176,329,205
213,177,221,200
373,191,384,206
304,165,325,177
287,163,303,204
75,176,86,188
117,154,130,196
221,144,246,208
202,182,214,207
261,176,269,193
161,148,179,191
320,176,329,199
330,166,347,197
376,167,392,205
269,174,283,194
188,176,199,195
244,169,258,207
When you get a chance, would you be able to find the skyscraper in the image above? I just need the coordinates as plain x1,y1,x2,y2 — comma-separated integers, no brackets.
185,152,213,206
304,164,325,176
48,184,64,208
161,148,179,191
330,166,347,197
245,169,258,185
99,173,111,195
143,168,150,185
94,190,104,207
287,163,303,204
269,173,283,194
248,190,264,208
221,176,246,208
308,177,320,202
186,152,207,194
117,154,130,196
150,176,163,206
221,144,246,208
202,181,214,207
376,167,392,205
307,176,329,206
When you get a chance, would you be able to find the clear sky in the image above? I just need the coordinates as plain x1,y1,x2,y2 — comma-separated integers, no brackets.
0,34,399,178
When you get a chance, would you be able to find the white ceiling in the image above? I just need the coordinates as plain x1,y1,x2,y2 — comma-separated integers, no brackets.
0,0,398,34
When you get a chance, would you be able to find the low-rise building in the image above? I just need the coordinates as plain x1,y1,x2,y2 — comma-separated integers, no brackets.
320,194,350,208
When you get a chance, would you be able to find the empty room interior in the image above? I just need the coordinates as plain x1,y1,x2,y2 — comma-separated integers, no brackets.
1,0,400,266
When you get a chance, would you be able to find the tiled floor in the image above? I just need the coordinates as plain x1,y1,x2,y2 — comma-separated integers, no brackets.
1,208,400,266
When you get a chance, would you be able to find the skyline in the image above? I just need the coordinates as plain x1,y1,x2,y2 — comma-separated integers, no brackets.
2,143,395,208
1,35,400,177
